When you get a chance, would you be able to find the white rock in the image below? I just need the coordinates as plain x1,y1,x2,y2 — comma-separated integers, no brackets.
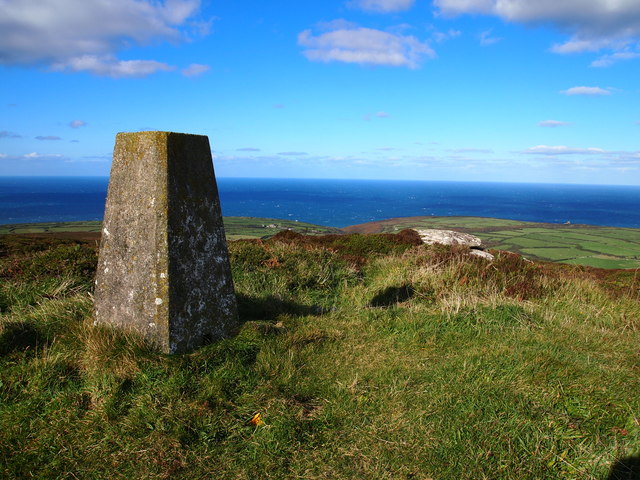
416,229,482,248
469,249,495,261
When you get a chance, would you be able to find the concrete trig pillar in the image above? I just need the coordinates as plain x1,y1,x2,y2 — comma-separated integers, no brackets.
94,131,238,354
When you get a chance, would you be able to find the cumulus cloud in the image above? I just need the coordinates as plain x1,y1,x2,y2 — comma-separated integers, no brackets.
0,0,204,76
521,145,606,155
298,22,435,69
69,120,87,128
434,0,640,59
181,63,210,77
560,86,611,96
347,0,415,13
35,136,62,141
539,120,570,127
277,151,308,156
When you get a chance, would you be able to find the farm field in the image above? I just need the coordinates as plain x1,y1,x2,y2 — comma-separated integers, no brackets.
220,217,341,240
0,217,340,241
343,216,640,269
1,216,639,269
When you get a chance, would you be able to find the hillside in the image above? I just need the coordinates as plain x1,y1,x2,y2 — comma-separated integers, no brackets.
1,229,639,479
343,216,640,269
0,217,341,241
3,215,640,269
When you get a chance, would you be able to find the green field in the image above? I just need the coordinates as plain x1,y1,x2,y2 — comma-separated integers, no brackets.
344,216,640,269
0,221,103,234
0,217,341,240
2,216,640,269
221,217,341,239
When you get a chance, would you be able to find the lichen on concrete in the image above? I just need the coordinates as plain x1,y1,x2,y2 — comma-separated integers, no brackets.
94,131,239,354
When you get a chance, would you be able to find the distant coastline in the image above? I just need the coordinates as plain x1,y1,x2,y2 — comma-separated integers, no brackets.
1,176,639,229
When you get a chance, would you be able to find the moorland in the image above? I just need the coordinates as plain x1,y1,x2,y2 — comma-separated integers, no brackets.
0,217,639,479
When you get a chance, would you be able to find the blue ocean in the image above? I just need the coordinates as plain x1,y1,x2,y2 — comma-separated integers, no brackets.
0,176,639,229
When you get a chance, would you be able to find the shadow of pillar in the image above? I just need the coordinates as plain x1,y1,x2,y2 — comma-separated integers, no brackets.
607,456,640,480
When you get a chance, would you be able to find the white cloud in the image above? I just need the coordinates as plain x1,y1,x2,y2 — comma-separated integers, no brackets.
560,86,611,96
432,29,462,43
236,147,261,152
347,0,415,13
69,120,87,129
53,55,174,78
590,51,640,67
277,151,308,156
376,111,390,118
23,152,64,159
298,23,435,69
0,0,203,76
434,0,640,58
521,145,606,155
550,37,617,54
479,29,502,46
181,63,210,77
538,120,570,127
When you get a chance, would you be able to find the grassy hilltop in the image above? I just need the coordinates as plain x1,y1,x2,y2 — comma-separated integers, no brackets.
0,221,639,479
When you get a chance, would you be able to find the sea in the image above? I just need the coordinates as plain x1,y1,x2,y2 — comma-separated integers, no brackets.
0,176,639,229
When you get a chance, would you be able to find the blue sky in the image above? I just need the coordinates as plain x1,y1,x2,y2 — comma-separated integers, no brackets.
1,0,639,185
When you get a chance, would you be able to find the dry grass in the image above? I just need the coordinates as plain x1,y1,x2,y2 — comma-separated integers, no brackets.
1,232,639,479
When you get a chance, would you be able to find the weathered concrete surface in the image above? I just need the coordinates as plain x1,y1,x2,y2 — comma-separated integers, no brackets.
94,131,238,354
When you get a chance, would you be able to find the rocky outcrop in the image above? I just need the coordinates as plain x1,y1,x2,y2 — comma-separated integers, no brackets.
469,249,495,261
416,229,494,261
416,229,482,247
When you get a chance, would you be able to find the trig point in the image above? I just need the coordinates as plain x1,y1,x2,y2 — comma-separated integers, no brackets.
94,131,239,354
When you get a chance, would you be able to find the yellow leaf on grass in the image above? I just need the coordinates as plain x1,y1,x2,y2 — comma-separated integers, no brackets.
249,413,265,426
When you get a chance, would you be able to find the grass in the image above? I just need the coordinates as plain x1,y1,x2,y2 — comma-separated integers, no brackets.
3,216,640,268
0,217,341,240
0,221,103,234
344,216,640,269
1,229,639,479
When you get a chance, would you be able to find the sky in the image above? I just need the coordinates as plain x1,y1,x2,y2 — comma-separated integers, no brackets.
1,0,639,185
